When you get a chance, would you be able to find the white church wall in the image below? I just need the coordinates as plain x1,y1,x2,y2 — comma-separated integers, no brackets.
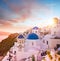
48,39,60,49
25,39,40,51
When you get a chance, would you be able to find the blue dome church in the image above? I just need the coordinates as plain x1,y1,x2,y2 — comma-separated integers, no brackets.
27,33,39,40
25,33,41,51
16,34,25,51
32,26,39,35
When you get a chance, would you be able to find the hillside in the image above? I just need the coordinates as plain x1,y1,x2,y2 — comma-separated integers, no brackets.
0,33,19,56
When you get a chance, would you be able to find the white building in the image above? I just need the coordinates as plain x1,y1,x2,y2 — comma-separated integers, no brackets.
51,19,60,37
16,27,48,52
32,27,39,35
2,26,60,61
9,27,48,61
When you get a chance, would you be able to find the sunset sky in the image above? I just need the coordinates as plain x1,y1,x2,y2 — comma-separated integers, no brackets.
0,0,60,33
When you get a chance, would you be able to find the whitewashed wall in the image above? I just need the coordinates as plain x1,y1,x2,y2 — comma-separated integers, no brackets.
48,39,60,49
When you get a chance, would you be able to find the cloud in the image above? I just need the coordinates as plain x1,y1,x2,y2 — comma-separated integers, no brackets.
0,21,31,33
0,0,53,27
0,8,5,19
0,19,12,27
3,0,52,20
0,7,15,20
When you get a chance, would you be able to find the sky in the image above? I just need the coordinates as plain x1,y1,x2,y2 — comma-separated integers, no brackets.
0,0,60,33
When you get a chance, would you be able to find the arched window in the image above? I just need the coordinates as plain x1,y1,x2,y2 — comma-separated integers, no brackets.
32,42,34,46
47,41,48,45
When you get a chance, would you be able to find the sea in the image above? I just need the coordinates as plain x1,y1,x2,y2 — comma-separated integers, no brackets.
0,35,8,42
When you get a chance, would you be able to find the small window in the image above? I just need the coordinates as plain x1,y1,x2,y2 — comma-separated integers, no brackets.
47,41,48,45
32,42,34,46
43,40,45,43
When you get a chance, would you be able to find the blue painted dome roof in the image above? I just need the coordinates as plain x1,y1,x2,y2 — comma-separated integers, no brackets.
27,33,39,40
18,34,24,39
33,26,38,29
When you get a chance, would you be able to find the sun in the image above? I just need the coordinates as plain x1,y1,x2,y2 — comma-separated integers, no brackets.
48,20,54,25
45,19,55,27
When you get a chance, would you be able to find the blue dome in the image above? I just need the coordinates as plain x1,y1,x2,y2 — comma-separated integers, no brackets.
27,33,39,40
33,26,38,29
18,35,24,39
